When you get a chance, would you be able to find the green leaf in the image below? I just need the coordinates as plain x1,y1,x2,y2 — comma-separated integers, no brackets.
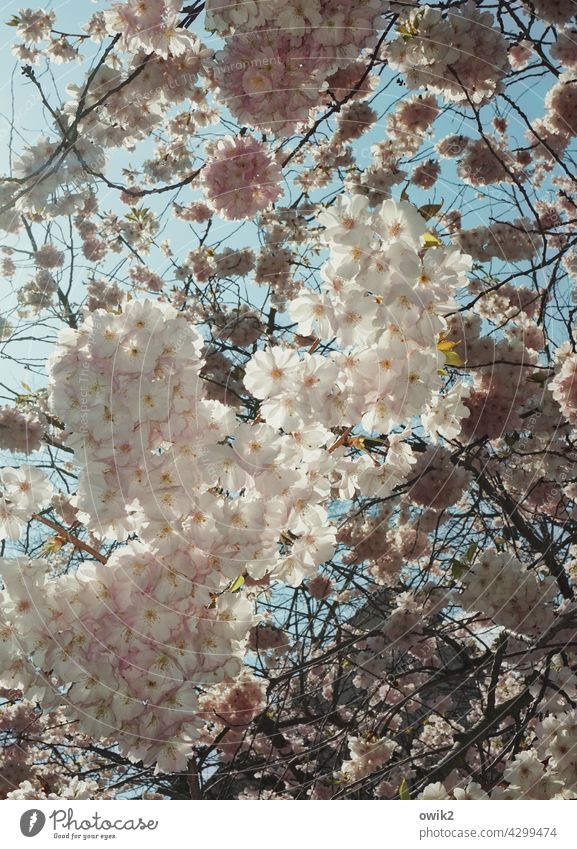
228,575,245,593
399,778,411,800
450,559,467,580
422,232,443,249
125,206,150,223
443,349,464,367
437,338,460,352
465,543,478,563
418,201,443,221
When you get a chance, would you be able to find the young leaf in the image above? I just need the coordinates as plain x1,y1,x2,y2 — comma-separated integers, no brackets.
443,349,464,367
450,559,467,579
437,338,460,352
399,778,411,800
228,575,245,593
422,232,443,248
418,201,443,221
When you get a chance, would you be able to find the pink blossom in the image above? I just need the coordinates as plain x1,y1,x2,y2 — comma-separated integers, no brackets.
202,135,282,220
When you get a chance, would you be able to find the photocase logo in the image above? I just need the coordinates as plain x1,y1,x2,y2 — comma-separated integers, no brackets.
20,810,46,837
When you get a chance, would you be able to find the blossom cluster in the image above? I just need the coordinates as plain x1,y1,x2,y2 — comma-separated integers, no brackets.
210,0,385,135
459,549,557,637
0,297,345,768
386,4,509,105
103,0,198,59
202,135,283,220
0,407,44,455
0,466,52,542
285,195,471,441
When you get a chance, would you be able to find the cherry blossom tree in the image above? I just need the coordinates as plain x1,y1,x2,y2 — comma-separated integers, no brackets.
2,0,577,801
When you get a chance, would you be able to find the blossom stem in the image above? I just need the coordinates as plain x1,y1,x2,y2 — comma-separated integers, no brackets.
328,426,353,454
31,513,107,564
